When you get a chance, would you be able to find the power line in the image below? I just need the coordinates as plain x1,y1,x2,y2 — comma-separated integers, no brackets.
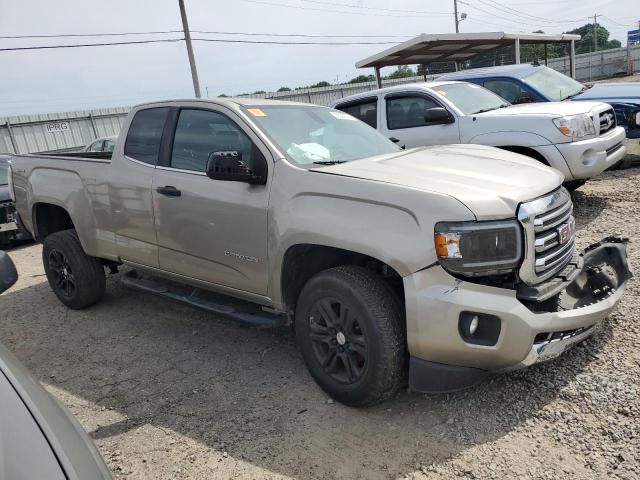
192,30,413,38
295,0,451,15
236,0,450,18
601,15,637,27
477,0,584,24
0,36,403,53
0,38,184,52
0,30,183,40
193,38,400,45
459,1,585,28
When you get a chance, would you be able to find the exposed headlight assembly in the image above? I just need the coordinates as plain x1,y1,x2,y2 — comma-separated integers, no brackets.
434,220,522,276
553,114,595,138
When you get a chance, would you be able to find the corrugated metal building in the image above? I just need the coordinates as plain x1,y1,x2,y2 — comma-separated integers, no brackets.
0,107,129,154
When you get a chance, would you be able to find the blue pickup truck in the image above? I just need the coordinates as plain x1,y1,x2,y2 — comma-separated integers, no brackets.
440,64,640,155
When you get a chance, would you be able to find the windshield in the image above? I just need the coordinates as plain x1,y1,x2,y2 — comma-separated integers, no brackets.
242,105,399,166
523,67,584,101
435,83,509,114
0,162,8,185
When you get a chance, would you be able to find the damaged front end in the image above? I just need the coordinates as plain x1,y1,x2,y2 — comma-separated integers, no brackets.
515,237,632,366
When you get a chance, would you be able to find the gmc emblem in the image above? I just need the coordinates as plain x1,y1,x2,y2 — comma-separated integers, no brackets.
557,220,575,245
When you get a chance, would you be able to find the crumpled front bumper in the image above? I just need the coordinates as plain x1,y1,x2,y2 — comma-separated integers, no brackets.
404,238,632,393
504,239,632,370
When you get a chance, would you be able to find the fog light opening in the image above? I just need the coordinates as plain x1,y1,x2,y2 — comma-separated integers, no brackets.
458,311,501,346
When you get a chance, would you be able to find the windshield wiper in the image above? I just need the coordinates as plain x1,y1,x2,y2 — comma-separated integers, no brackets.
312,160,347,165
471,107,499,114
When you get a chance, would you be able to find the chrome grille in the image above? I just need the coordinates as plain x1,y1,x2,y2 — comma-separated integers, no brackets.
598,108,616,135
518,188,576,285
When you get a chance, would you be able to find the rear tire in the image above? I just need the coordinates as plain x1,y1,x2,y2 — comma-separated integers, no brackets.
42,229,105,309
295,266,406,407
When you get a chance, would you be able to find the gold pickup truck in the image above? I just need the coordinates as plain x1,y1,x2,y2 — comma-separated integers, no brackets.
9,98,632,406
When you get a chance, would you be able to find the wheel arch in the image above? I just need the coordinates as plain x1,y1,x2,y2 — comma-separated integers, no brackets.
32,202,75,242
279,243,405,315
496,145,549,165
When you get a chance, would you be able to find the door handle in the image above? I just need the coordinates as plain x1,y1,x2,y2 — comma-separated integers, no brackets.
156,185,182,197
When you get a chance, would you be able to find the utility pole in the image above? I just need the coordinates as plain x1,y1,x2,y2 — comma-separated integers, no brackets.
592,13,601,53
454,0,460,33
179,0,201,98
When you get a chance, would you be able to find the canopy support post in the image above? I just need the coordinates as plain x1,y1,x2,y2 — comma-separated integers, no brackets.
374,67,382,88
514,38,521,64
569,40,576,78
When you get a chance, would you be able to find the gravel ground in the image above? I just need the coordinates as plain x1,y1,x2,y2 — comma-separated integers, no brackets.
0,166,639,480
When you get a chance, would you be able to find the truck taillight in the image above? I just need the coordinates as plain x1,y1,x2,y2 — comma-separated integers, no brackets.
631,111,640,129
7,164,15,202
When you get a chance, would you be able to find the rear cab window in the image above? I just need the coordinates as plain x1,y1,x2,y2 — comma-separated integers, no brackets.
334,97,378,128
124,107,170,165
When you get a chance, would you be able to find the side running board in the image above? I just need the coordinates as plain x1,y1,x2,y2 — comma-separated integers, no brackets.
121,270,288,327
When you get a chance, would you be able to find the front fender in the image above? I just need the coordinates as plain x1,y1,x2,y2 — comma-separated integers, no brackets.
267,161,475,308
465,131,554,148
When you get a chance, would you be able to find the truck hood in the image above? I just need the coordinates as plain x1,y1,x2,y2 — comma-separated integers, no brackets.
310,144,564,219
478,101,605,117
573,83,640,102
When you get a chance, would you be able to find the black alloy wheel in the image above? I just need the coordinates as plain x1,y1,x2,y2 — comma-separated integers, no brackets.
308,298,368,384
48,249,76,299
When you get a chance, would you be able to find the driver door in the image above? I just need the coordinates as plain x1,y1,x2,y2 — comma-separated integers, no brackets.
381,93,460,148
151,107,271,295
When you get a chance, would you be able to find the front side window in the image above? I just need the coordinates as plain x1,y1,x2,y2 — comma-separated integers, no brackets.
170,109,255,172
483,80,532,105
103,139,116,152
243,105,399,167
386,95,440,129
87,140,104,152
335,98,378,128
124,107,169,165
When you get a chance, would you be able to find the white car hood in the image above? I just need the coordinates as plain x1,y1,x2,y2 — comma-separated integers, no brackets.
479,101,605,117
310,144,564,219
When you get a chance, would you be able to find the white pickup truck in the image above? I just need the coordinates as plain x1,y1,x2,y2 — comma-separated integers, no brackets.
333,81,626,189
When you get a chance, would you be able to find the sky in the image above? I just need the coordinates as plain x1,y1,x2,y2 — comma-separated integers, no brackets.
0,0,638,116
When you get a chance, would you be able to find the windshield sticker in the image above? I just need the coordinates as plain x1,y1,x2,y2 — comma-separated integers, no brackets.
436,90,447,96
330,111,356,120
247,108,267,117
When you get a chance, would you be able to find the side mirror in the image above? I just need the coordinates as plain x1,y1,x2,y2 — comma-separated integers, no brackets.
205,150,267,185
0,251,18,294
515,95,534,104
424,107,454,124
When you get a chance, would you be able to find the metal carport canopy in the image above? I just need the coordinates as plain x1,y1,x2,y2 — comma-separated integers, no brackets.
355,32,581,85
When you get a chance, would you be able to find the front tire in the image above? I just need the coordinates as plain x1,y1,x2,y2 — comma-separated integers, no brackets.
563,179,587,192
42,230,106,309
295,266,406,406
